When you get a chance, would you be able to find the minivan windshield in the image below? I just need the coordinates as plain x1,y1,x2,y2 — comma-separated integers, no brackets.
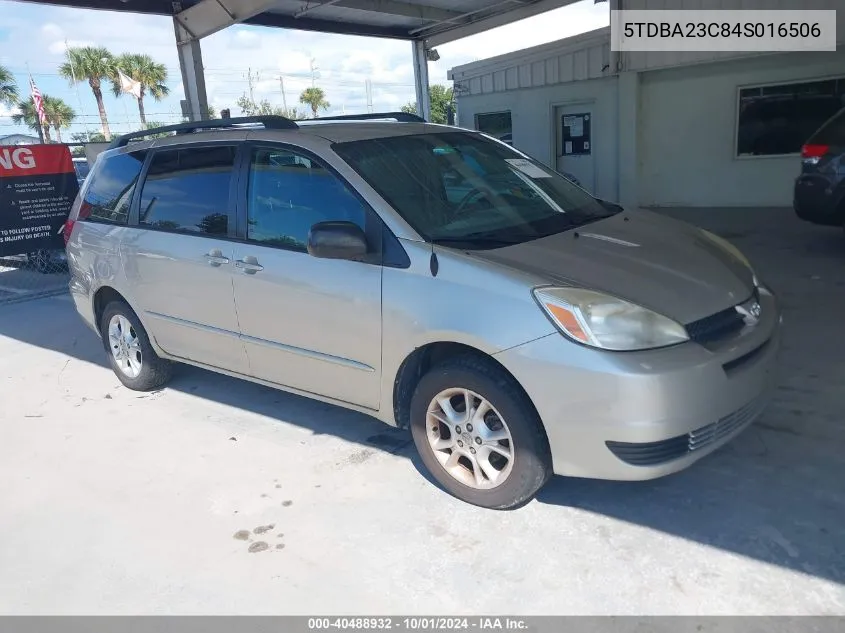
333,132,619,249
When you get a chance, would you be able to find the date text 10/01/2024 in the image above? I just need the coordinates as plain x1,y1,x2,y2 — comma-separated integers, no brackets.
308,618,528,630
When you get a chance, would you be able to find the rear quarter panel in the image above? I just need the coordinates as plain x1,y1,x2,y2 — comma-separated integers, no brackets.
67,222,155,346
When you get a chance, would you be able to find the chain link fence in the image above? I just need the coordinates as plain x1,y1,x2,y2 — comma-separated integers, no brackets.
0,247,69,305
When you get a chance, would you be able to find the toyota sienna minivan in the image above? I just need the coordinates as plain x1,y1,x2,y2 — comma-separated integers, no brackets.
64,114,781,509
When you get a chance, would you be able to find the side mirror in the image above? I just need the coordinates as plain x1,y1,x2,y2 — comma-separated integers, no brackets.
307,221,368,260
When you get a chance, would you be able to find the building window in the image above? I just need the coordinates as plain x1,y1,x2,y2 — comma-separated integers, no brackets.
737,78,845,157
476,111,513,146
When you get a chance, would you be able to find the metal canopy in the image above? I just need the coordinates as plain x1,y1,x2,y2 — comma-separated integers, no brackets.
15,0,587,128
18,0,581,45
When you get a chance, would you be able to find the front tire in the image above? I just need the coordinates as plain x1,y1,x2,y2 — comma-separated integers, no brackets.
410,355,552,510
100,300,173,391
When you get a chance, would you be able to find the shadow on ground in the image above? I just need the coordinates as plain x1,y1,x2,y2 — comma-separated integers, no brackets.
1,206,843,585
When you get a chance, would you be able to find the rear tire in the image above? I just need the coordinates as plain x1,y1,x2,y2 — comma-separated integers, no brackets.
100,300,172,392
410,355,552,510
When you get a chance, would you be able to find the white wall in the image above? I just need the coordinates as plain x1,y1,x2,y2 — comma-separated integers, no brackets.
456,76,620,201
637,48,845,207
449,27,611,97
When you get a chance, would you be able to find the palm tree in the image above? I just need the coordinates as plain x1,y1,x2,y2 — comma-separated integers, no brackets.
112,53,169,126
13,99,52,142
0,64,18,108
59,46,115,140
299,87,330,118
43,96,75,143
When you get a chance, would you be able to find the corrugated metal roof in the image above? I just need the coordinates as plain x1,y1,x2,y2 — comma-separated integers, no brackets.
16,0,582,43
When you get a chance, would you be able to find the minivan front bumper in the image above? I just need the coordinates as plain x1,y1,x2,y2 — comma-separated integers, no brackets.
494,291,781,480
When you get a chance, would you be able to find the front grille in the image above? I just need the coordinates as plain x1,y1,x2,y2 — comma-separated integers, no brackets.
606,396,767,467
686,288,760,345
685,307,745,344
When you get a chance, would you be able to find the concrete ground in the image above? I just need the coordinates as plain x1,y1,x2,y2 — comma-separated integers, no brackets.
0,207,843,615
0,257,68,303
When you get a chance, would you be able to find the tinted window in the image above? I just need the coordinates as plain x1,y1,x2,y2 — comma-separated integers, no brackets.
737,78,845,156
139,145,235,236
74,160,90,180
808,107,845,145
476,112,512,146
82,151,144,224
246,147,366,251
334,132,616,249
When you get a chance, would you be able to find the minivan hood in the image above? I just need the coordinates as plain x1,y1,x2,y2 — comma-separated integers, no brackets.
461,210,754,325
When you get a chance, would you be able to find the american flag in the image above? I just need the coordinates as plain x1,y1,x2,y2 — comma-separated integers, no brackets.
29,75,47,127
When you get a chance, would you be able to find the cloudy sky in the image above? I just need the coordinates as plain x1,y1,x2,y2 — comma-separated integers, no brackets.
0,0,608,140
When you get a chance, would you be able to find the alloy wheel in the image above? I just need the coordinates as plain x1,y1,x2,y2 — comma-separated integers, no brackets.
425,388,514,489
108,314,143,379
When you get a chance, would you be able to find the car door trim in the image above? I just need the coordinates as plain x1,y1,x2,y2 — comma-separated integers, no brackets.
145,310,242,339
239,332,375,372
147,310,374,372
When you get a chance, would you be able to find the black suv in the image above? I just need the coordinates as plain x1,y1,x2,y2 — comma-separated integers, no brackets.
794,106,845,229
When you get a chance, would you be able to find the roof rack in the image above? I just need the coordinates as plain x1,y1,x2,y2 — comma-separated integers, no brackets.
107,116,299,149
312,111,426,123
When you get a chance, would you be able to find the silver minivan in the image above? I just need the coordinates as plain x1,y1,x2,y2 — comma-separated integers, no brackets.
65,115,781,509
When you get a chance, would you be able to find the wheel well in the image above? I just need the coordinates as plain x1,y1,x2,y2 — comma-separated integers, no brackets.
392,342,537,430
93,287,128,330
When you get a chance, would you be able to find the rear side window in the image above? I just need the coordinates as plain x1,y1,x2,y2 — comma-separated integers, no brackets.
139,145,236,236
808,107,845,146
82,151,144,224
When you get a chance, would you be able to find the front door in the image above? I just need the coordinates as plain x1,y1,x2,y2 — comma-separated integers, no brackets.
124,144,249,374
555,105,595,193
230,145,382,409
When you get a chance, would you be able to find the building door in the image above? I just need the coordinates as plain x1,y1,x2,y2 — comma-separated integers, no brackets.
555,105,595,193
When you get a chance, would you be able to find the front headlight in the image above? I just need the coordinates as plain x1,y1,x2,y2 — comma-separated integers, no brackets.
533,287,689,351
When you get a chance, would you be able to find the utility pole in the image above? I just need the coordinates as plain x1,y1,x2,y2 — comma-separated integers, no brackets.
365,78,373,113
310,58,318,87
279,75,288,112
247,68,256,103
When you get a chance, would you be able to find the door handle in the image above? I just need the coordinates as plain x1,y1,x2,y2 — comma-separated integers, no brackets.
235,257,264,274
205,250,230,267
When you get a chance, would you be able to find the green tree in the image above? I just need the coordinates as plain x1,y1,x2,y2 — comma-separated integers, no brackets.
13,95,75,142
59,46,115,140
142,121,176,139
281,107,309,121
70,130,107,156
12,99,52,142
112,53,169,127
299,87,330,118
43,95,75,143
401,84,454,124
0,65,18,108
237,94,307,120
